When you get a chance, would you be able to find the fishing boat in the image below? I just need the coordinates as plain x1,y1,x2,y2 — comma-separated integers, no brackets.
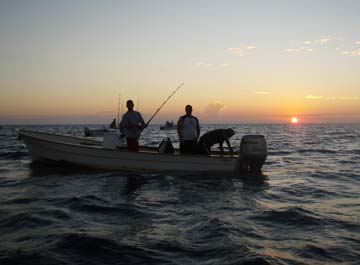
84,119,118,137
160,121,175,130
18,129,267,174
83,126,107,137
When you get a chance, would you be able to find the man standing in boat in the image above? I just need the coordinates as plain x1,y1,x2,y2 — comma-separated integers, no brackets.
109,118,116,129
120,100,146,151
177,105,200,154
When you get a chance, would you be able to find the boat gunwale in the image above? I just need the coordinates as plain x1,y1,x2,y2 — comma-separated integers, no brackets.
18,129,101,143
18,129,237,160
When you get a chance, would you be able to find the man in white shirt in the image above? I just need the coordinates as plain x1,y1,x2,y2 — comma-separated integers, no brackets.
177,105,200,154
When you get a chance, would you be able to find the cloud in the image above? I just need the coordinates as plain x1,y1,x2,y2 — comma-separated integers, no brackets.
305,95,323,99
333,96,360,100
195,62,230,68
285,47,313,53
202,102,226,118
305,95,360,100
341,50,360,56
314,37,331,45
286,36,339,53
195,62,213,68
356,41,360,45
254,91,271,95
227,45,256,56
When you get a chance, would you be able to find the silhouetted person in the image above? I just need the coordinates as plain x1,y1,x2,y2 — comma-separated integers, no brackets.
119,100,146,151
198,128,235,156
110,119,116,129
177,105,200,154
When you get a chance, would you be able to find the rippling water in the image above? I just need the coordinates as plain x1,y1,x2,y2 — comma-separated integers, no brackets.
0,124,359,265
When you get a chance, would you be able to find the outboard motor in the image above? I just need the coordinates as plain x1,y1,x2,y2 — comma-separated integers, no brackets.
158,138,175,154
102,130,126,149
235,135,267,174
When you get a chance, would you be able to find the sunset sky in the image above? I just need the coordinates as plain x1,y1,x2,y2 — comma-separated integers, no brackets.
0,0,359,124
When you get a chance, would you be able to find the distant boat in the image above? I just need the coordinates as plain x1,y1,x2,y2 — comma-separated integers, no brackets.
17,129,268,174
160,121,175,130
84,119,118,137
83,127,107,137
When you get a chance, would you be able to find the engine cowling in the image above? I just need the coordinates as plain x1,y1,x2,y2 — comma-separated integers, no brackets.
235,135,267,174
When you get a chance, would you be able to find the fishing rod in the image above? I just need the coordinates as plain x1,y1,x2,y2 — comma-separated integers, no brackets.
145,83,184,127
117,93,121,128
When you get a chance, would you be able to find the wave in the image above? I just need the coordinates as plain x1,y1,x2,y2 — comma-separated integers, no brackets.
0,249,64,265
309,171,360,181
251,207,326,227
151,241,282,265
349,149,360,155
269,148,359,156
2,197,40,205
0,212,54,230
283,184,339,199
297,148,337,154
338,159,358,164
35,208,72,221
0,151,29,159
297,244,359,263
49,233,167,265
53,196,146,218
268,151,293,156
298,244,334,260
0,177,22,187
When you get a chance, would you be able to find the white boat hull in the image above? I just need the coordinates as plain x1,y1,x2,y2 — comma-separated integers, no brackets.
18,130,239,173
83,127,107,137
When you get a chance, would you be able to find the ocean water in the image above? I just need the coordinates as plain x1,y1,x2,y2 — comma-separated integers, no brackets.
0,124,359,265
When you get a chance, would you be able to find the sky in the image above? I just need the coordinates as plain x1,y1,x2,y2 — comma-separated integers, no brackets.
0,0,359,124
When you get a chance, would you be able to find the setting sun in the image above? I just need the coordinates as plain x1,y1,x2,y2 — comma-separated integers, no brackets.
291,117,299,123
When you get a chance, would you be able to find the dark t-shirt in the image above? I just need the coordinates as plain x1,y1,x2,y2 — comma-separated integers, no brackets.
199,129,228,148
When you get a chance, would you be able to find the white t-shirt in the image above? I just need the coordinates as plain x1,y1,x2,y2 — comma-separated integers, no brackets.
119,111,145,139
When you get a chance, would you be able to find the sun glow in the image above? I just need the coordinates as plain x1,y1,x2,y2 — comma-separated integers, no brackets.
291,117,299,123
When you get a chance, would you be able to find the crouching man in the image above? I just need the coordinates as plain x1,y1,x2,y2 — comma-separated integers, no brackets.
198,128,235,156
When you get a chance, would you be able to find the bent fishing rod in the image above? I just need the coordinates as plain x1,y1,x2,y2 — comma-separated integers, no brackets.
145,83,184,127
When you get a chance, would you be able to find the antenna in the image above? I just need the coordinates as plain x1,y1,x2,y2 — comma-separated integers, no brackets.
117,93,121,127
